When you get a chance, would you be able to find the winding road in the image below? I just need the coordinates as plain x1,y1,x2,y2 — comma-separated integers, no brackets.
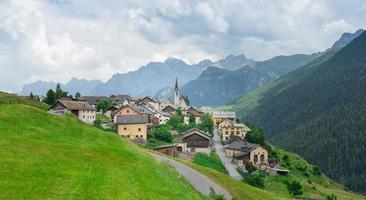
212,128,242,180
150,153,233,200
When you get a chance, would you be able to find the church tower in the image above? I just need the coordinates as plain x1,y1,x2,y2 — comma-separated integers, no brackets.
174,78,180,106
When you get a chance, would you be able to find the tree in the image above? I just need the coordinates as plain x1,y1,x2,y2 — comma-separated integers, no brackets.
44,89,56,105
286,181,303,196
197,113,214,134
189,114,196,124
244,122,265,145
242,174,265,189
29,92,34,99
75,92,81,100
55,83,63,99
96,98,112,113
167,108,184,129
151,124,173,143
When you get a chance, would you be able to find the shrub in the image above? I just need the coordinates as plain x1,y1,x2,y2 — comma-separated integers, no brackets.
242,174,265,189
150,124,173,143
326,194,337,200
209,187,225,200
313,166,321,176
286,181,303,196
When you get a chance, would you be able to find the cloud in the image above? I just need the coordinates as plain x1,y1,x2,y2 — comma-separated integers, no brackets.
0,0,365,93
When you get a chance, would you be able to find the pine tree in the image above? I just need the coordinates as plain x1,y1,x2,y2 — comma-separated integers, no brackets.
29,92,34,99
75,92,81,100
44,89,56,105
55,83,63,99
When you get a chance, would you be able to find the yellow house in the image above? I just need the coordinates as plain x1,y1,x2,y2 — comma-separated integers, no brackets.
116,115,148,142
219,120,251,141
212,111,236,126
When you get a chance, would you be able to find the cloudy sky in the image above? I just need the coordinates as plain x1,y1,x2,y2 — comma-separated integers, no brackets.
0,0,365,93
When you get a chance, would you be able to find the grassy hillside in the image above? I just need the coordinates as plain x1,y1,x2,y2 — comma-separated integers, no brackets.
0,103,205,199
0,92,48,110
226,31,366,193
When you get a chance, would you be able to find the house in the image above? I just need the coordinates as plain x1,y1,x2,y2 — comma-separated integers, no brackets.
224,137,268,166
219,120,251,141
116,115,148,142
113,104,154,126
140,96,159,111
81,95,132,108
159,99,174,111
182,128,211,154
162,105,177,114
154,111,172,124
105,105,119,120
183,106,204,124
48,100,96,124
212,111,236,125
153,144,180,157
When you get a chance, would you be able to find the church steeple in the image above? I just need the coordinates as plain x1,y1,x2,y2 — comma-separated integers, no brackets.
175,77,179,91
174,78,180,107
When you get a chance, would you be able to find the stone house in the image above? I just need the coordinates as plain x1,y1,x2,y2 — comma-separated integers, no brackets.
113,104,154,127
48,100,96,124
116,115,148,142
219,120,251,141
224,137,268,166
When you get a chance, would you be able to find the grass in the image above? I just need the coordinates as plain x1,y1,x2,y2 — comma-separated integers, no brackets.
180,159,289,200
264,147,366,200
0,104,206,200
0,92,48,110
193,153,228,174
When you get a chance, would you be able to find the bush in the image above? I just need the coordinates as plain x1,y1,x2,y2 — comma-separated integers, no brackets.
313,166,321,176
176,123,196,133
244,161,257,174
242,173,265,189
286,181,303,196
209,187,225,200
326,194,337,200
150,124,173,143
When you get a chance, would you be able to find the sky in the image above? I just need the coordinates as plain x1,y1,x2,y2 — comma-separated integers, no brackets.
0,0,365,93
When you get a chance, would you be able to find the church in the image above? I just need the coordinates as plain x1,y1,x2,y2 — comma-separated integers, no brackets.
173,78,188,109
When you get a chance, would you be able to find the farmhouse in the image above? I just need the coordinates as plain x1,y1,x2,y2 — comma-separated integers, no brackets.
116,115,148,141
219,120,251,141
182,128,211,154
48,100,96,124
224,137,268,166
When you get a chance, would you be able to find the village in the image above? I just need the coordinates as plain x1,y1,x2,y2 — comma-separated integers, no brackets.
47,79,288,179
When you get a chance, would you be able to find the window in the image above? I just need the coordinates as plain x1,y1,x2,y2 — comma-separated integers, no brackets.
225,131,229,135
127,110,129,113
138,128,141,131
260,154,265,163
83,115,85,118
254,155,258,163
230,131,234,135
140,135,143,138
124,127,127,130
236,131,239,134
127,135,130,138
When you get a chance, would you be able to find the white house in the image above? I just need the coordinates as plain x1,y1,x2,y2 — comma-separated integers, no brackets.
48,100,96,124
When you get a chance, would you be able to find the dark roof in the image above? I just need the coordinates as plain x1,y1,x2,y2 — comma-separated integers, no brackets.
153,143,178,149
50,100,95,111
225,137,259,152
141,96,157,103
233,151,250,158
81,95,132,105
116,115,148,124
182,128,211,140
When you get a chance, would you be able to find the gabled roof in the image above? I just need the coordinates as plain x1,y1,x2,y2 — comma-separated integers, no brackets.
224,137,259,152
116,115,148,124
219,119,251,130
118,104,153,115
49,100,95,111
81,95,132,105
141,96,157,103
182,128,211,140
212,111,236,119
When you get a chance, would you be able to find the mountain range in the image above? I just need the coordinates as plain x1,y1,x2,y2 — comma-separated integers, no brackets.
20,78,102,97
225,30,366,193
21,29,363,107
